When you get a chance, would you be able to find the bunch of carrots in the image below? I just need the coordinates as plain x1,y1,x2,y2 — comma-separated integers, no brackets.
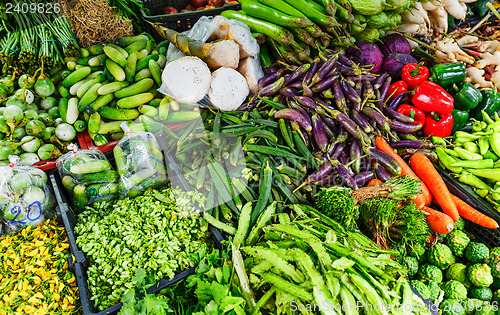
372,137,499,234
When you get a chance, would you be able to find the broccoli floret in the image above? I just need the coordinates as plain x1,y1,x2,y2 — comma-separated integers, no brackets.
315,186,358,229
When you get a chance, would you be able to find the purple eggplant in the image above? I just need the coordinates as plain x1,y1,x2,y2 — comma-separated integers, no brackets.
321,118,335,138
295,96,317,110
301,130,310,147
329,141,345,160
258,72,278,90
259,77,285,97
361,106,390,132
399,148,439,163
287,80,303,89
263,67,277,75
383,107,414,124
350,139,362,173
335,162,357,189
391,140,434,149
284,63,311,84
315,172,342,186
368,147,401,175
315,99,336,113
334,51,355,68
275,108,312,133
320,114,337,132
305,159,333,184
312,75,339,93
379,76,392,103
332,81,347,112
389,120,422,133
339,152,349,165
387,92,407,110
311,55,338,86
361,156,372,172
302,62,319,87
374,89,383,112
347,74,377,82
238,99,258,111
374,163,392,182
341,80,361,104
312,114,328,152
373,73,388,90
354,171,375,187
362,80,375,100
333,111,370,143
280,87,299,99
351,109,373,134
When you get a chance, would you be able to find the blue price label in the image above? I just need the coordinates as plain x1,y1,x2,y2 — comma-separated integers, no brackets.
8,201,43,224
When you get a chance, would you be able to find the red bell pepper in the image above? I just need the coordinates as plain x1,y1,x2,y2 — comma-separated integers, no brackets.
423,113,454,138
411,81,454,116
386,80,408,102
396,104,426,126
401,63,430,90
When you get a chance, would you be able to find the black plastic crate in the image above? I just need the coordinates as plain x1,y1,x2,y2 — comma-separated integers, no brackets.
49,150,225,315
436,165,500,248
140,0,240,38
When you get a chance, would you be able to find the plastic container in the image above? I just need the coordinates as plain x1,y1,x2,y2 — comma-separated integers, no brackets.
49,150,225,315
140,0,240,37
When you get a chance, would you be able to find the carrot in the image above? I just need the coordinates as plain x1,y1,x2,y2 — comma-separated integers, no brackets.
409,153,459,221
367,179,383,187
375,137,432,207
422,206,454,234
450,194,499,229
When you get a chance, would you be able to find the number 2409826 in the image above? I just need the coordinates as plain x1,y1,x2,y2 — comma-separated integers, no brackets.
6,2,61,15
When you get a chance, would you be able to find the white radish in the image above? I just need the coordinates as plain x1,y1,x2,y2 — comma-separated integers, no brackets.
422,1,439,10
429,7,448,34
225,21,260,59
458,0,476,3
397,23,423,35
443,0,466,20
162,56,212,104
237,57,265,95
205,40,240,70
208,67,249,111
402,10,425,25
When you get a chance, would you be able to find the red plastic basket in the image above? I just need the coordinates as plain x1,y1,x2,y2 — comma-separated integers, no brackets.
33,159,58,171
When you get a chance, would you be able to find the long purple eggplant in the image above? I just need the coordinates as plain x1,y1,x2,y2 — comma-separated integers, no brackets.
275,108,312,132
379,77,392,103
362,80,375,100
305,160,333,184
350,139,362,173
284,63,311,84
374,163,392,182
280,87,299,99
387,92,407,110
374,90,383,112
339,152,349,165
332,81,347,112
259,77,285,97
383,107,414,124
288,100,309,119
312,75,339,93
302,62,319,87
312,114,328,152
341,80,361,104
389,120,422,133
238,99,258,111
332,111,371,144
321,118,335,138
368,147,401,175
354,171,375,187
373,73,388,90
295,96,317,110
320,114,337,131
329,141,345,160
335,162,357,189
287,80,304,89
258,72,278,90
347,75,377,82
361,105,390,132
391,140,434,149
334,51,355,68
362,156,372,172
311,55,338,85
351,109,373,134
315,172,342,186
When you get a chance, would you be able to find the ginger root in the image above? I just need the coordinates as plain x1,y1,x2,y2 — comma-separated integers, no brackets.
433,37,475,64
466,67,494,88
475,51,500,69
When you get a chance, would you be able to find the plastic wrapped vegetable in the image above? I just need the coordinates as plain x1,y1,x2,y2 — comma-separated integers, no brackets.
1,156,55,233
114,126,168,199
56,145,118,211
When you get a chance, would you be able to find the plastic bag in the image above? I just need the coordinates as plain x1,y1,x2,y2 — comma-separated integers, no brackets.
56,146,118,211
0,156,55,233
114,127,168,199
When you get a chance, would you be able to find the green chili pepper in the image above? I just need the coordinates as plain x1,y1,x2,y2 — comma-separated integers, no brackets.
429,62,466,87
478,136,490,155
473,121,488,132
454,147,483,160
436,147,463,173
476,189,489,198
489,132,500,157
443,148,460,158
451,159,493,169
467,168,500,181
431,136,446,146
482,110,496,125
459,173,492,191
455,131,481,142
463,141,480,154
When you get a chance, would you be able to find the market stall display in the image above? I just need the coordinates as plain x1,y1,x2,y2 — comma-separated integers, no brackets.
4,1,500,315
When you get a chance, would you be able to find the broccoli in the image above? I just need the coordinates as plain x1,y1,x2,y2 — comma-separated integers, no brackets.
315,186,358,230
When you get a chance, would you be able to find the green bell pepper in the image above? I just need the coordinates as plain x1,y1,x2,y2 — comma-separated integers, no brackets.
471,88,500,120
472,0,494,17
429,62,466,87
451,109,469,134
453,82,483,111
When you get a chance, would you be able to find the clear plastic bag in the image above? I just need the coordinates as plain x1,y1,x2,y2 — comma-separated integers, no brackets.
114,129,168,199
56,146,118,211
0,157,55,233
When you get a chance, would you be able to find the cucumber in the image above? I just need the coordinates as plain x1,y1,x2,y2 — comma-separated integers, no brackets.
88,54,104,67
76,79,98,98
114,78,154,98
115,35,148,48
159,46,167,55
79,170,119,185
99,107,140,120
157,54,167,68
58,85,70,98
125,53,137,84
136,54,159,72
62,175,78,192
158,97,170,120
85,70,104,79
150,98,161,108
74,120,87,133
71,160,111,174
135,51,148,60
138,105,157,117
106,59,126,82
87,94,115,114
88,112,101,140
125,39,148,54
125,169,156,188
87,44,104,55
98,81,129,95
103,46,128,67
135,68,152,82
111,132,124,140
77,56,93,66
140,175,167,191
117,93,154,109
73,184,89,209
165,110,201,124
59,98,69,122
158,40,169,49
148,60,162,87
107,43,129,59
113,145,129,176
69,78,91,95
93,134,109,146
78,82,102,112
62,67,92,88
66,98,80,124
99,121,128,134
145,40,154,55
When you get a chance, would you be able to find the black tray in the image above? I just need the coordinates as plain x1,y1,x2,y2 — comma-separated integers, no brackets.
50,150,225,315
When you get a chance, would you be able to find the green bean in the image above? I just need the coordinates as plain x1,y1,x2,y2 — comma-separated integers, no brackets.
243,129,279,144
250,160,273,224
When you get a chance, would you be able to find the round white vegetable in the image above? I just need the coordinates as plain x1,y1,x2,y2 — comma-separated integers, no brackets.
55,123,77,141
20,136,41,153
29,167,47,187
161,56,212,104
208,67,249,111
20,153,41,166
23,186,46,207
10,173,32,192
14,89,34,104
0,166,14,184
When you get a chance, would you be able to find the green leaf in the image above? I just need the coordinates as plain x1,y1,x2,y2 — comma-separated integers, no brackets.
205,300,219,315
219,296,246,314
194,279,213,301
234,305,246,315
210,281,229,305
121,288,136,304
131,268,147,284
222,264,231,285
